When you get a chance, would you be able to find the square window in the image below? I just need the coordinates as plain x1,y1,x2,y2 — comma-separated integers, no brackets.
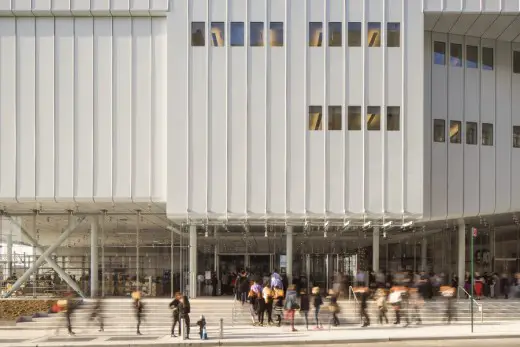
513,51,520,74
309,106,323,130
514,126,520,148
434,41,446,65
250,22,264,47
387,23,400,47
328,106,342,130
367,106,381,130
482,47,493,71
211,22,225,47
348,106,361,130
433,119,445,142
230,22,244,46
482,123,493,146
450,43,462,67
466,45,478,69
191,22,205,46
466,122,477,145
348,22,361,47
309,22,323,47
367,22,381,47
449,120,461,143
328,22,342,47
270,22,284,47
387,106,400,131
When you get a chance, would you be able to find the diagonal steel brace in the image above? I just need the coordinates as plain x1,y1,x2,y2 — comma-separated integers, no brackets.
3,214,86,298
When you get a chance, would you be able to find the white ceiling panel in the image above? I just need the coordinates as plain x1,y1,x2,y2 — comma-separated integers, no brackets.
482,15,518,39
465,14,499,37
498,16,520,41
433,13,461,33
425,13,441,30
449,14,480,35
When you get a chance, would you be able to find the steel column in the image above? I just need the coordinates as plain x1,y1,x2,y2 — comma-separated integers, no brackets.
6,232,12,278
90,217,99,297
189,225,197,298
286,226,293,285
4,217,86,298
136,211,141,291
101,214,105,297
458,220,466,295
171,228,174,298
373,227,380,272
421,237,427,272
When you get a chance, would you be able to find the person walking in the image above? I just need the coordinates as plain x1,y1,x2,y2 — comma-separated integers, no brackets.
299,289,310,330
284,285,298,332
181,295,191,339
359,289,370,327
327,289,341,327
263,283,274,325
89,296,104,332
376,289,389,325
132,291,144,335
312,286,323,330
169,292,182,337
273,285,285,327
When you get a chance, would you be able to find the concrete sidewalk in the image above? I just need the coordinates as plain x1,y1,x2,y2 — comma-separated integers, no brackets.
2,322,520,346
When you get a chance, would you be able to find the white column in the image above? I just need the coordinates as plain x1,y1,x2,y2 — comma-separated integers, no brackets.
458,220,466,288
6,233,12,278
189,225,197,298
286,226,293,285
372,227,380,272
421,238,427,272
90,217,99,298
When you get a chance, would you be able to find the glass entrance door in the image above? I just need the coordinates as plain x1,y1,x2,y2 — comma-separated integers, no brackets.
495,258,517,275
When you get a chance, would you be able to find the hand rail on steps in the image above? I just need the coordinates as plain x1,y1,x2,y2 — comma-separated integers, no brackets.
458,285,483,323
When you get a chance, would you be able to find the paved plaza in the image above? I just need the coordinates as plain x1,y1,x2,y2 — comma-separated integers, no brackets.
1,322,520,346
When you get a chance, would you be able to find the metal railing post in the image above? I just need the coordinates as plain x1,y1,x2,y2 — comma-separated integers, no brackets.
220,318,224,339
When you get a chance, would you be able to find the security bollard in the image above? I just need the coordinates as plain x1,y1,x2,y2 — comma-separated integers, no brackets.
219,318,224,339
181,317,186,340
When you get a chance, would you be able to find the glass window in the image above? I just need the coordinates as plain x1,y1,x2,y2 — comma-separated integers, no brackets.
433,119,445,142
434,41,446,65
514,126,520,148
449,120,461,143
191,22,205,46
309,106,323,130
450,43,462,67
482,47,494,71
387,106,400,131
328,106,342,130
367,106,381,130
466,122,477,145
270,22,283,47
348,22,361,47
387,23,400,47
328,22,342,47
250,22,264,47
348,106,361,130
482,123,493,146
466,45,478,69
230,22,244,46
309,22,323,47
211,22,225,47
367,22,381,47
514,51,520,74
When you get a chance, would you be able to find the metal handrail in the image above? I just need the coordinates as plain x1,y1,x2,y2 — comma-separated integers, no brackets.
231,293,237,327
458,285,483,323
348,286,359,316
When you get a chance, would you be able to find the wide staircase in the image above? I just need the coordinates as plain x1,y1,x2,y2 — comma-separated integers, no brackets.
11,297,520,333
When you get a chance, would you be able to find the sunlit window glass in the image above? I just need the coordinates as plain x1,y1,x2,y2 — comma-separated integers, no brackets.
270,22,284,47
211,22,225,47
367,22,381,47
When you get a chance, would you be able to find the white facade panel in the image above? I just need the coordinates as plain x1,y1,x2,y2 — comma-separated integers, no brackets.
132,18,152,202
267,49,286,214
151,18,167,202
0,19,16,200
93,18,113,201
74,18,94,201
248,50,267,214
16,18,36,201
55,18,75,201
35,18,55,200
112,18,133,201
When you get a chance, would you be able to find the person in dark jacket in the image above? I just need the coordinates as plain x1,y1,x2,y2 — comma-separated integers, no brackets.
134,298,144,335
181,296,191,339
65,296,78,336
169,292,182,337
89,296,104,332
312,287,323,329
299,290,310,330
239,272,249,305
